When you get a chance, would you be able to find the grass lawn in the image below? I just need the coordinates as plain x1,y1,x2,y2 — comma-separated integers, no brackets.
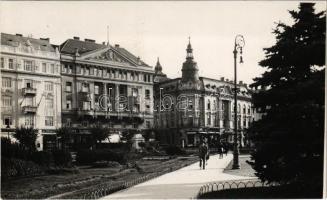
223,155,256,177
1,156,198,199
198,184,323,199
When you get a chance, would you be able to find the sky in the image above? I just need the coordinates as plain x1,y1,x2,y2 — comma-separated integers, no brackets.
0,1,326,84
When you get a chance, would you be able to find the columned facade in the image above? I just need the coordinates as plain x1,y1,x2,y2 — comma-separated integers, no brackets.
60,38,154,150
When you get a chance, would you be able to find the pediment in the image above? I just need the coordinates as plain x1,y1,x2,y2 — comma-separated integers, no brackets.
80,47,137,66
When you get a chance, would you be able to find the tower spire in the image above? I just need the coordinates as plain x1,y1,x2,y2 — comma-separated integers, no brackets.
186,36,193,60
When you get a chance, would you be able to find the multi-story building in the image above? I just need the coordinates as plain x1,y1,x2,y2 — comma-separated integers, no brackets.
154,39,255,147
0,33,61,151
59,37,154,149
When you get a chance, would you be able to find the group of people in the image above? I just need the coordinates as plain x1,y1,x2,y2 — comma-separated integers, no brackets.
198,140,229,170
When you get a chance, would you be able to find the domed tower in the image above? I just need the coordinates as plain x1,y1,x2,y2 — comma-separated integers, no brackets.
181,37,199,83
154,57,168,83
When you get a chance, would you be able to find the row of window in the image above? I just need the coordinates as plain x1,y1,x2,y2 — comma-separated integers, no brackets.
2,77,55,92
62,64,152,83
2,115,54,127
64,118,151,129
1,57,59,74
206,99,252,115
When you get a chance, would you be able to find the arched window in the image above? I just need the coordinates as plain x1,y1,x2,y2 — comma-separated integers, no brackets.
243,105,246,114
248,105,251,114
238,104,241,113
207,99,211,110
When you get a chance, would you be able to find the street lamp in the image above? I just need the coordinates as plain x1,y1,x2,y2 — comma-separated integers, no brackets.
232,34,245,169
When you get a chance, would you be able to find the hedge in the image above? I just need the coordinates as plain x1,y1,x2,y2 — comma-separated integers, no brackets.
76,150,127,165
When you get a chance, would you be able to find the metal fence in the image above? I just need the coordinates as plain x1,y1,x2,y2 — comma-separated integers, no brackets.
196,179,279,198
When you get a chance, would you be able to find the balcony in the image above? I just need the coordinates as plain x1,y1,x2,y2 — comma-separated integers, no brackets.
22,105,37,113
22,87,37,96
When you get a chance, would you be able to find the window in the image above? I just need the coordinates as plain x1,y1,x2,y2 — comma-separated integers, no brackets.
3,116,12,126
145,89,150,99
207,100,211,110
25,80,33,88
85,67,90,75
45,99,54,109
90,67,94,75
82,83,89,92
207,113,211,125
132,88,138,97
83,101,91,110
243,105,246,114
50,64,55,74
66,82,72,92
2,77,12,88
66,118,71,127
143,74,147,82
42,63,47,72
25,96,33,106
146,121,151,129
238,104,241,113
82,121,88,127
8,59,14,69
66,100,72,109
188,99,193,109
248,106,251,114
133,123,138,129
24,60,33,71
25,115,34,126
1,58,4,68
94,85,99,95
45,116,54,126
94,68,98,76
2,96,12,107
45,82,53,92
98,69,102,77
243,119,246,127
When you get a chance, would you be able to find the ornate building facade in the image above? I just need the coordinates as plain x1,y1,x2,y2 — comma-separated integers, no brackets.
0,33,62,151
154,39,255,147
59,37,154,149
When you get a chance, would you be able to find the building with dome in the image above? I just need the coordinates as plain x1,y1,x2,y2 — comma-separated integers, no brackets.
153,39,255,147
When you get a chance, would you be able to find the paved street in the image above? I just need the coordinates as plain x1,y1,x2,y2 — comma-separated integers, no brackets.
101,154,257,199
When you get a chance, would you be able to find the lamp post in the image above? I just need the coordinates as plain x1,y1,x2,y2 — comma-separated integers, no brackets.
232,34,245,169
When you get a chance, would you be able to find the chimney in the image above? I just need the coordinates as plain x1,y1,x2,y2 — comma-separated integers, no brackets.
40,38,50,42
226,78,229,82
244,83,248,88
239,81,243,85
16,33,23,37
115,44,120,48
73,36,80,40
85,38,95,43
220,77,224,81
102,42,106,45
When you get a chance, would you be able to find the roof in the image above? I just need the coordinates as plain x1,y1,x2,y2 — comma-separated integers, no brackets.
1,33,56,52
60,38,150,67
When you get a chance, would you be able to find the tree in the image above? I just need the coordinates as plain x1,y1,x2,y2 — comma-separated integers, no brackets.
55,127,73,150
13,126,38,152
248,3,325,188
89,124,110,146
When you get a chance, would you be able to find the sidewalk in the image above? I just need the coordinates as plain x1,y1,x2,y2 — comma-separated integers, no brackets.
101,154,257,199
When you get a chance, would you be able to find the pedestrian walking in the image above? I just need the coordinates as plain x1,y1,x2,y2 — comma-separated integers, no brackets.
205,142,210,165
219,145,224,159
198,141,208,170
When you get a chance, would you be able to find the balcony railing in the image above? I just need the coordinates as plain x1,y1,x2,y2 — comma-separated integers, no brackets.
22,105,37,113
22,87,37,96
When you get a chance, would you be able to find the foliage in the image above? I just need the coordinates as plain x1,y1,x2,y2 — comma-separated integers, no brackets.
1,157,45,179
31,151,53,166
249,3,325,186
1,137,30,160
55,127,73,150
52,150,72,167
164,145,186,156
13,126,38,152
76,149,127,165
89,124,110,145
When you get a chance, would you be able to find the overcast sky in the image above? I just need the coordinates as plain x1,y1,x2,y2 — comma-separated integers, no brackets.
0,1,325,84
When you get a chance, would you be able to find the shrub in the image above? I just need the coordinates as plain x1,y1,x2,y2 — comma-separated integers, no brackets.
1,157,45,179
164,145,186,156
1,138,31,160
76,150,126,165
52,150,72,167
31,151,52,166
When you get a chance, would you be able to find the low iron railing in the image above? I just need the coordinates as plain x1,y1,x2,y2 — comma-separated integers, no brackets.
196,179,279,198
